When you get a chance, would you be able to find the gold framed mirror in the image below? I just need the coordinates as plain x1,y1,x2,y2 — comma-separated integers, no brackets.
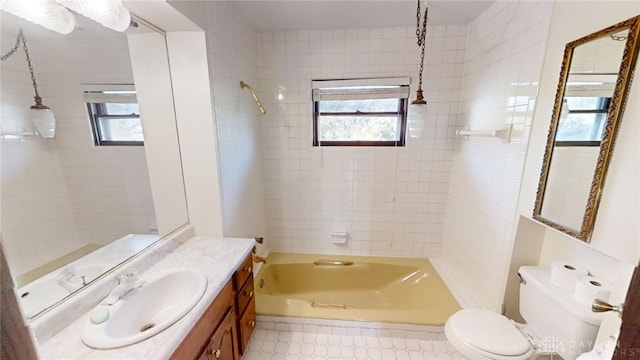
534,15,640,242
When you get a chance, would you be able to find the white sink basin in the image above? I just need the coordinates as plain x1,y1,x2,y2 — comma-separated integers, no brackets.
81,268,207,349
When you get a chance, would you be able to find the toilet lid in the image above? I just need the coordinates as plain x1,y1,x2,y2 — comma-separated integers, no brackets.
447,309,532,356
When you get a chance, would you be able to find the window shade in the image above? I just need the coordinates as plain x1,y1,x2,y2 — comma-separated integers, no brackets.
312,77,410,101
82,84,137,103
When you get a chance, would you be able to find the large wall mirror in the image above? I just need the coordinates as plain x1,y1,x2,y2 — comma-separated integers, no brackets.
534,15,640,242
0,12,188,319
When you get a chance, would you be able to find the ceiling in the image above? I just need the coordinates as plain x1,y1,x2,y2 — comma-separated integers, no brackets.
1,10,153,44
1,1,494,41
233,0,494,31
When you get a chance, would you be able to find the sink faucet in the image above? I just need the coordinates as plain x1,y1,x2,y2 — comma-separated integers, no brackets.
102,270,145,306
58,267,82,293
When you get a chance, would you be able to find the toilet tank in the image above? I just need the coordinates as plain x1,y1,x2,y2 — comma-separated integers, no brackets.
518,266,605,360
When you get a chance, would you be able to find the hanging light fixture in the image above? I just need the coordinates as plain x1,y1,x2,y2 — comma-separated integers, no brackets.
55,0,131,32
407,0,429,138
1,30,56,138
0,0,75,34
0,0,131,34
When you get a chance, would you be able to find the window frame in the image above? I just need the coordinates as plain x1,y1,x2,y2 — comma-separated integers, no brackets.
311,78,410,147
86,103,143,147
555,96,610,147
83,84,143,146
312,98,408,147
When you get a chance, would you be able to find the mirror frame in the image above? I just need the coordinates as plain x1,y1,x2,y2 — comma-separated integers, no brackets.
534,15,640,242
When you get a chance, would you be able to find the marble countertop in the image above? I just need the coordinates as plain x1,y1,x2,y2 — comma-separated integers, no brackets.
38,236,254,360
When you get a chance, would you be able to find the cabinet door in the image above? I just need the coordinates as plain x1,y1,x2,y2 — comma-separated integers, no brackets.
238,298,256,355
202,308,239,360
171,281,235,360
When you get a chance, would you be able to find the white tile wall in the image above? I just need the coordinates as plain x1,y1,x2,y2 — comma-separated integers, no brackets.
0,25,155,278
53,31,155,245
440,1,553,311
256,25,466,257
203,1,267,239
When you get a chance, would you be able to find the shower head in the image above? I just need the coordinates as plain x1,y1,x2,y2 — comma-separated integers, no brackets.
240,81,266,114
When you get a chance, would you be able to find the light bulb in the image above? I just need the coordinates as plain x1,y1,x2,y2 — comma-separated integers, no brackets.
407,103,428,138
1,0,75,34
56,0,131,32
31,108,56,138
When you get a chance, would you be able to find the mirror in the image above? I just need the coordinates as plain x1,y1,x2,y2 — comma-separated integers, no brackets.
534,15,640,241
0,13,188,318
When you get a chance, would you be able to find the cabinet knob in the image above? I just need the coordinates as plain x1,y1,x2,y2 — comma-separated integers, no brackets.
214,349,221,358
244,267,252,273
245,291,253,298
248,320,256,328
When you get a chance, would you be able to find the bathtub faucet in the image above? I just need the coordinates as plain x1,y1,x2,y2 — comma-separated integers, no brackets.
252,247,267,264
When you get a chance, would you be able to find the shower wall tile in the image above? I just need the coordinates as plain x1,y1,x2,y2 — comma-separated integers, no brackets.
257,25,466,257
440,1,553,311
193,1,268,239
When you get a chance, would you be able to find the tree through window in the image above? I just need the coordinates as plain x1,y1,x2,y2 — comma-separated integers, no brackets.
312,78,409,146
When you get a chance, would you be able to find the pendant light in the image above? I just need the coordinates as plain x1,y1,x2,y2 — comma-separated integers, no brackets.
407,0,429,138
1,30,56,138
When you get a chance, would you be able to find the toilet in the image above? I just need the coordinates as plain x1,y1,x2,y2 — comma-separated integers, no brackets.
445,266,605,360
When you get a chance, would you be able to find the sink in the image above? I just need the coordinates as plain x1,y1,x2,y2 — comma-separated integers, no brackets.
81,268,207,349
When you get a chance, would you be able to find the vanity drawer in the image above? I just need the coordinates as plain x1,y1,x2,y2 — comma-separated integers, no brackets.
238,298,256,354
236,275,254,316
234,253,253,290
171,280,234,360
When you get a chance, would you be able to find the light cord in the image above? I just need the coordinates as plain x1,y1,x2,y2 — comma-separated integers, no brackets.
413,1,429,103
2,30,43,100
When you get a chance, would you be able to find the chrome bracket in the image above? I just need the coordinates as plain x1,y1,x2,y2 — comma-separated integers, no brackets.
592,298,623,318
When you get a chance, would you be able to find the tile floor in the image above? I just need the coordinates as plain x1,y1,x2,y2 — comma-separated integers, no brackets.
241,329,465,360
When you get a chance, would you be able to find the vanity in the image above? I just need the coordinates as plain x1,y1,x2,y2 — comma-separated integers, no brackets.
171,251,256,360
36,233,256,360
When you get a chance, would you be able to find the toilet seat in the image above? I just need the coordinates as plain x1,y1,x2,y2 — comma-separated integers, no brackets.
445,309,536,360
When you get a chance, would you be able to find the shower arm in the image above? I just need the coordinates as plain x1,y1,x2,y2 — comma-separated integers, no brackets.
240,81,266,114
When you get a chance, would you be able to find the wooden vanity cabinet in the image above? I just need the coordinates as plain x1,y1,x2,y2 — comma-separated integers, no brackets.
171,281,238,360
171,252,257,360
198,309,237,360
233,253,257,355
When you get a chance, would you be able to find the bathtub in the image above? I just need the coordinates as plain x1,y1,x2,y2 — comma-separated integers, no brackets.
254,253,461,325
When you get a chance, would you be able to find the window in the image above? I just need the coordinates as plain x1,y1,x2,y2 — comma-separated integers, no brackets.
312,78,409,146
83,85,143,146
556,96,610,146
